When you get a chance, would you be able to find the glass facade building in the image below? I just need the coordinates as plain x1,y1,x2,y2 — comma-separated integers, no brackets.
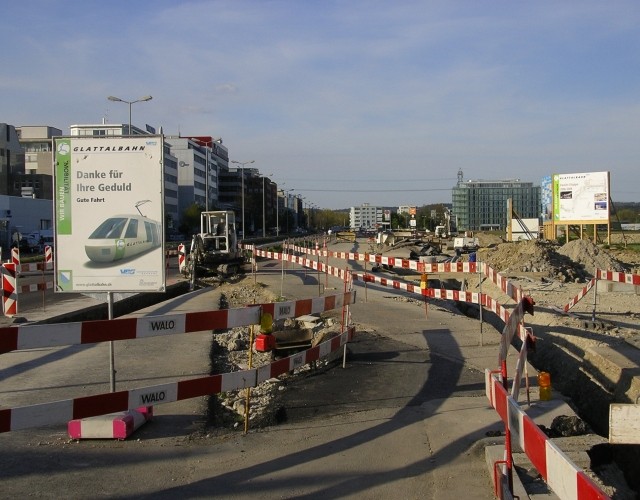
452,179,540,232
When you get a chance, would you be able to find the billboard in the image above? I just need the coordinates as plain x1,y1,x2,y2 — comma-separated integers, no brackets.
54,136,165,292
552,171,610,223
540,175,553,222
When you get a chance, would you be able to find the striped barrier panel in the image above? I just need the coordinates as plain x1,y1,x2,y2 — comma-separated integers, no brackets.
563,278,596,313
283,242,526,303
17,262,54,273
18,281,55,294
45,245,53,264
254,248,535,345
2,263,18,317
11,247,19,266
596,268,640,285
485,370,609,499
178,243,186,273
350,271,481,304
0,291,355,355
0,326,355,434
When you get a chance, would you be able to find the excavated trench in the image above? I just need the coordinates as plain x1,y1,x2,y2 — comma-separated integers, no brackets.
445,277,640,495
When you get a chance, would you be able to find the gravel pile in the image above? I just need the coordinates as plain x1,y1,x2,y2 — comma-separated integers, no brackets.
557,239,627,275
477,239,629,282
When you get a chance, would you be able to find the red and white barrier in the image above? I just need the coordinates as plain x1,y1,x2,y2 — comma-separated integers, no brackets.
0,291,356,354
178,243,186,273
11,247,20,266
68,406,153,439
485,371,608,499
2,263,18,317
44,245,53,264
596,268,640,286
0,326,355,434
563,278,596,313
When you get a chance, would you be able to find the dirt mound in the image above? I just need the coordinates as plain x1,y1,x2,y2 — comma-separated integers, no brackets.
477,239,586,282
557,239,627,275
477,239,630,282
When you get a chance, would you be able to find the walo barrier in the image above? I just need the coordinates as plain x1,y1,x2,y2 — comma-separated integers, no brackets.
0,290,356,432
0,325,356,434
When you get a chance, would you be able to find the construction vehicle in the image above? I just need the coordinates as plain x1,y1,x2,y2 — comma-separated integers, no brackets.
434,225,447,238
184,211,246,284
453,236,480,254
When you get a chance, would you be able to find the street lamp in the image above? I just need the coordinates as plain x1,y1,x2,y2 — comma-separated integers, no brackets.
230,160,254,239
263,173,274,237
107,95,153,135
192,137,222,211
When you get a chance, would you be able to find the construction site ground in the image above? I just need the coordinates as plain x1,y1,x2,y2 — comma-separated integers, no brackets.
1,232,639,497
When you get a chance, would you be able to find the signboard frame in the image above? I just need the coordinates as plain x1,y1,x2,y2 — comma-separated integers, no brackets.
552,171,610,224
53,135,165,293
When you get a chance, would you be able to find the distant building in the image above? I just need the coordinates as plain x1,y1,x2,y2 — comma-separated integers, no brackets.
15,125,61,200
452,170,540,231
0,123,25,196
397,205,415,215
164,135,227,224
349,203,383,231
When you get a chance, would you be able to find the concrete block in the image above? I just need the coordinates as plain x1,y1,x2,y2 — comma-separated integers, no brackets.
68,406,152,440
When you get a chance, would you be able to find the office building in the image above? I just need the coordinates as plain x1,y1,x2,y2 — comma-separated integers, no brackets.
452,170,540,231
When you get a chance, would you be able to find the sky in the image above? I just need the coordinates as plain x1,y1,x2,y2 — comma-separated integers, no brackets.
2,1,640,209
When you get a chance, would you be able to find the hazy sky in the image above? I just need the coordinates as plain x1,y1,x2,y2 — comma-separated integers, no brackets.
3,1,639,209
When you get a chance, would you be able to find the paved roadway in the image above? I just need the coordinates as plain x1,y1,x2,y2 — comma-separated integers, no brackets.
0,239,568,498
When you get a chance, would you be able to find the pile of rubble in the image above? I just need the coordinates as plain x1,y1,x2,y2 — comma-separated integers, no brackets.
477,239,628,283
205,282,343,431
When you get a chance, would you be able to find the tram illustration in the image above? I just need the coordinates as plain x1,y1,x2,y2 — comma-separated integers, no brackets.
84,200,161,263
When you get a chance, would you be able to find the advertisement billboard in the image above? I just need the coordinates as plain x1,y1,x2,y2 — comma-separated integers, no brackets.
552,171,610,223
540,175,553,222
54,136,165,292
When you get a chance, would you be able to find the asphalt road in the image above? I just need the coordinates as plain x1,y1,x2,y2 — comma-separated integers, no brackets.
0,241,517,499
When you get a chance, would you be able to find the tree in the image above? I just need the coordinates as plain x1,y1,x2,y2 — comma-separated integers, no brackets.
179,203,204,236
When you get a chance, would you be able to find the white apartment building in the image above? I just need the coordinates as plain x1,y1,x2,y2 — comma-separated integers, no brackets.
349,203,383,231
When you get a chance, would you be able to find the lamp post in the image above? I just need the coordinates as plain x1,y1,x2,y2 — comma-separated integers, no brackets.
231,160,254,239
195,137,221,211
107,95,153,135
262,173,274,237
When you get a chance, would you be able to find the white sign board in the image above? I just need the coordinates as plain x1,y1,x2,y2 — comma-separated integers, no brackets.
54,136,165,292
553,171,610,222
509,218,539,241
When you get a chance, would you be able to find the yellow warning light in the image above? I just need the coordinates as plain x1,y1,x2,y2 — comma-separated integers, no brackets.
420,273,428,289
260,312,273,334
